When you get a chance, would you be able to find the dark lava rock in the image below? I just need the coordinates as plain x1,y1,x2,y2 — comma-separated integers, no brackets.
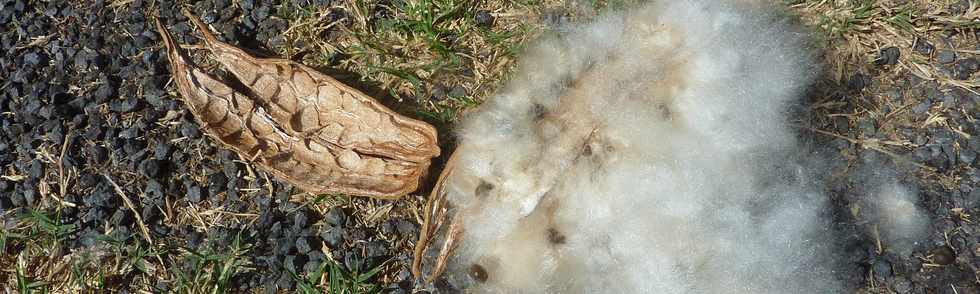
324,207,346,226
110,98,141,113
111,209,131,226
295,237,311,254
292,211,309,231
396,220,418,237
186,184,203,203
912,101,931,114
29,159,44,180
365,241,387,258
475,10,494,27
937,50,956,64
847,72,869,93
276,272,294,290
952,58,979,80
141,159,166,178
180,121,202,138
94,83,116,101
208,172,228,198
913,38,934,55
449,85,467,98
891,277,912,294
875,47,900,66
872,258,893,279
153,141,172,159
966,189,980,210
319,225,344,247
930,246,956,265
960,149,977,166
146,179,165,199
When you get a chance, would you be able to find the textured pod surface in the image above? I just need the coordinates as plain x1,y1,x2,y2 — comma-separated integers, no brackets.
155,15,439,200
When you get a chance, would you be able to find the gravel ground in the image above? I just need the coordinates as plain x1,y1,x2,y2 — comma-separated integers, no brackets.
1,0,422,292
0,0,978,293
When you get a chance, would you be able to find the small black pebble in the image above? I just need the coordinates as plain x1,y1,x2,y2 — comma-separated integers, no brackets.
937,50,956,64
475,180,493,197
913,38,934,55
952,58,979,80
146,180,165,199
180,122,202,138
874,47,900,66
208,172,228,196
186,184,203,203
141,159,165,178
475,10,493,27
110,98,140,113
29,159,44,179
324,207,346,226
847,72,869,92
872,258,892,278
319,226,344,247
295,237,311,254
153,141,172,159
930,246,956,265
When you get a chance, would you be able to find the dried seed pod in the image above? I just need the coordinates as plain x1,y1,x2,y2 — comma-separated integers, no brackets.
155,16,439,200
184,13,439,163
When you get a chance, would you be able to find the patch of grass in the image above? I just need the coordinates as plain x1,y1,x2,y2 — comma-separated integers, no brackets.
814,0,876,38
276,0,552,124
67,251,111,291
2,208,176,292
16,258,49,293
172,230,252,293
885,4,919,33
22,209,75,247
0,210,72,291
292,257,387,294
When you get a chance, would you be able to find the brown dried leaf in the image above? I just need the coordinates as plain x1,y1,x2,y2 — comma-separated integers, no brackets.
155,16,439,200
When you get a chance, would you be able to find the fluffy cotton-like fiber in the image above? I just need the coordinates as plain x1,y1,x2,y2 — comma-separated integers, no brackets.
434,1,859,292
870,181,928,255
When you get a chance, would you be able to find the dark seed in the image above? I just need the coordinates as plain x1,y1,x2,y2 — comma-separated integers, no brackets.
547,227,566,245
530,103,547,121
469,264,488,282
475,180,494,197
